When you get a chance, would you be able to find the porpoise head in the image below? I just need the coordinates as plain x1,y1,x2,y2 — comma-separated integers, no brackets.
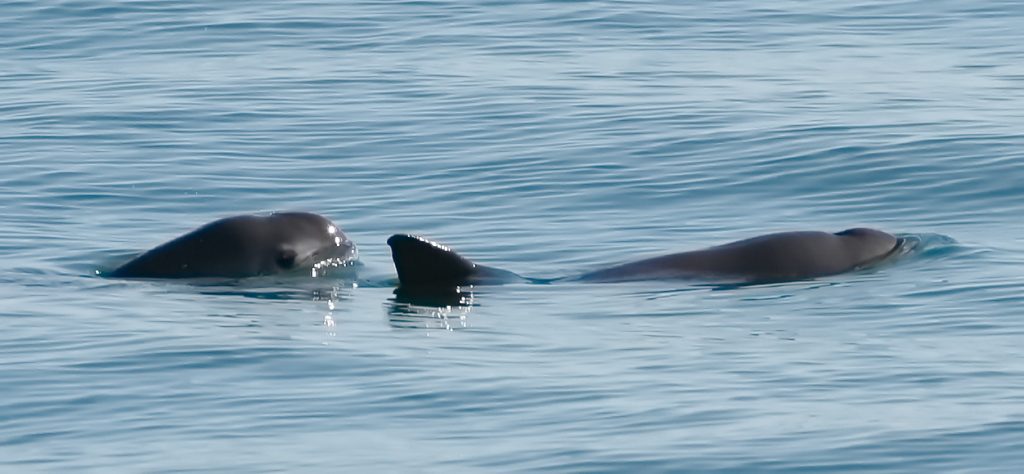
110,211,356,279
263,212,357,275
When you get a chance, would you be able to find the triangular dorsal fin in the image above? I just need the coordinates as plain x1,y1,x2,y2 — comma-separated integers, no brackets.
387,234,479,286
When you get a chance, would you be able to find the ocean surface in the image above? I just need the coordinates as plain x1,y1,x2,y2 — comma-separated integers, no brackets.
3,0,1024,471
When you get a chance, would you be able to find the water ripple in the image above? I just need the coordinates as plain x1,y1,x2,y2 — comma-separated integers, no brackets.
4,0,1024,471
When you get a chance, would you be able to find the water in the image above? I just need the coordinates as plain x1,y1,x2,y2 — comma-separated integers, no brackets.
3,1,1024,471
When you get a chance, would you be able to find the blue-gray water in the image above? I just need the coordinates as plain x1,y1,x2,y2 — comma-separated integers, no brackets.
3,1,1024,472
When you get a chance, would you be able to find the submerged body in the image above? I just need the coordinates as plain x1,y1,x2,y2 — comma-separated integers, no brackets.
110,212,356,279
387,228,901,287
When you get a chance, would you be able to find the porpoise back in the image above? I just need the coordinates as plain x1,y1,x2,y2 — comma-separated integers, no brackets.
387,228,901,287
580,228,900,283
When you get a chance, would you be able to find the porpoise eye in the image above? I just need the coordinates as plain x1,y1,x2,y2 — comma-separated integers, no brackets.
276,249,298,269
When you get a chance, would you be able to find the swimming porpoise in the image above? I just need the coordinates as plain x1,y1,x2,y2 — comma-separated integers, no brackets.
110,212,356,279
387,228,902,287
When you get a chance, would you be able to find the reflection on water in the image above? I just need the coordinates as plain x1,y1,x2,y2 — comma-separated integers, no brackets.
311,257,361,278
196,282,355,302
386,286,476,330
5,0,1024,469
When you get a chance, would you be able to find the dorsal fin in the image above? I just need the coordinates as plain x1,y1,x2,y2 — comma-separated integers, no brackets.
387,234,479,286
387,234,523,286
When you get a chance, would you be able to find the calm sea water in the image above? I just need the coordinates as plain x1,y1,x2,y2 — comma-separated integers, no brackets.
3,1,1024,472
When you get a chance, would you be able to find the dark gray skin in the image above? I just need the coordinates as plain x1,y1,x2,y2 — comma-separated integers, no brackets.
386,234,522,287
579,228,900,283
110,212,356,279
387,228,902,287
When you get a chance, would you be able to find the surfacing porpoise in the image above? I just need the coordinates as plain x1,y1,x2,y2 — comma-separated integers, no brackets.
109,212,356,279
387,228,902,287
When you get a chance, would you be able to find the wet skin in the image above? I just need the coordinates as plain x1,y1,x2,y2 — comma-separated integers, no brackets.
110,212,356,279
387,228,902,287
